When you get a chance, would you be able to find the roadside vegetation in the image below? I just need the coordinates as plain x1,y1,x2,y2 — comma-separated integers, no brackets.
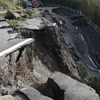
6,8,39,26
77,63,100,96
0,0,23,10
7,19,20,26
88,76,100,96
46,0,100,26
79,63,88,78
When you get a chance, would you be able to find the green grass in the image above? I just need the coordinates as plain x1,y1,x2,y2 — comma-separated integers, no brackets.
7,19,20,26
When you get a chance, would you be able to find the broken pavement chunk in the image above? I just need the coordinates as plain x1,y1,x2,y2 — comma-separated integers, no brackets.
47,72,100,100
5,10,21,19
15,87,54,100
20,18,47,30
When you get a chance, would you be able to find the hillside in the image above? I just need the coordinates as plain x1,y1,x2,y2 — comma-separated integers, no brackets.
46,0,100,25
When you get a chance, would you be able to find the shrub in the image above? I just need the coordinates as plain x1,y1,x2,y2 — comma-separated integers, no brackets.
79,63,88,77
88,76,100,95
0,0,18,10
46,0,100,25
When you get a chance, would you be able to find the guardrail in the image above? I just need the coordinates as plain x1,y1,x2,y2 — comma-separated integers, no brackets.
64,6,100,33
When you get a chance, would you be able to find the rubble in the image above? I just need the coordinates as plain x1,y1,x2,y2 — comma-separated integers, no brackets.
5,10,21,19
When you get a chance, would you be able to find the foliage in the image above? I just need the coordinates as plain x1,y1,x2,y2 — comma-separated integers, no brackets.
88,76,100,96
32,8,39,12
21,1,27,8
45,0,100,25
48,9,52,13
22,84,28,88
15,6,23,10
78,63,100,95
0,0,17,9
7,19,20,26
79,63,88,77
0,0,23,10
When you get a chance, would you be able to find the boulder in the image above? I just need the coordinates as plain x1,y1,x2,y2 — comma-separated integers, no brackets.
15,87,53,100
20,13,27,18
5,10,20,19
47,72,100,100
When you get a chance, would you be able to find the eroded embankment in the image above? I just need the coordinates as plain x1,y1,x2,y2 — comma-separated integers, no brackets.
0,8,100,99
0,24,79,96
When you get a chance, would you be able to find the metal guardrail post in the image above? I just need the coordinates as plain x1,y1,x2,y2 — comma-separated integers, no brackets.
80,10,82,15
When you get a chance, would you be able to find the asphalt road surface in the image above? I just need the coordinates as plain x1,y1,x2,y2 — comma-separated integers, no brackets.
0,21,34,57
0,28,25,52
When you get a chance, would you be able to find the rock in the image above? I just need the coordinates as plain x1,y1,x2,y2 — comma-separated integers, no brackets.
17,80,24,88
5,10,20,19
32,11,44,18
0,18,6,21
15,87,54,100
47,72,100,100
0,85,17,95
0,21,10,28
0,95,17,100
20,13,27,18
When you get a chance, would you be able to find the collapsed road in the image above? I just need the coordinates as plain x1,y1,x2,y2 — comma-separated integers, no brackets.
0,7,100,100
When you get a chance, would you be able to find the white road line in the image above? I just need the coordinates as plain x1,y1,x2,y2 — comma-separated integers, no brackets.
98,70,100,73
80,34,84,41
76,26,78,30
60,20,62,25
53,23,56,26
0,38,34,57
88,55,97,68
79,33,85,41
